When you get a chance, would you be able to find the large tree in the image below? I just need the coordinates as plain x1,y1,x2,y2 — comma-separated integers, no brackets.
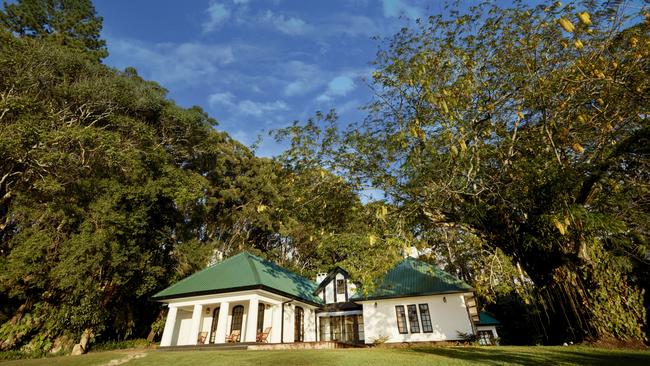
0,0,107,60
278,1,649,343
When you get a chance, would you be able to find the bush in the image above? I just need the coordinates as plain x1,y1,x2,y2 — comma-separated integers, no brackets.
91,338,153,352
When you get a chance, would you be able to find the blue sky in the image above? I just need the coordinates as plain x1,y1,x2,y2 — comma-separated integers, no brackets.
95,0,439,157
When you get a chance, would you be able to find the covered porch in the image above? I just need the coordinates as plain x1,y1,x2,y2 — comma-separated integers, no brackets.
160,290,301,347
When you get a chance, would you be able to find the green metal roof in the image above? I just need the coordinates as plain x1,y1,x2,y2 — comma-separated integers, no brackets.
478,312,501,325
351,257,474,300
152,252,323,305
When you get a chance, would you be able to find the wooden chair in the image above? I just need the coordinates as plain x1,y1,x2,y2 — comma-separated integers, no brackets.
256,327,271,343
197,331,208,345
225,329,241,343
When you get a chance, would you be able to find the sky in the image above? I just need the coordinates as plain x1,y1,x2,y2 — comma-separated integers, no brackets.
95,0,441,157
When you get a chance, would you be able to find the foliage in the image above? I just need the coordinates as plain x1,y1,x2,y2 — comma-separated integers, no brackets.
0,0,107,60
91,338,153,352
276,0,649,343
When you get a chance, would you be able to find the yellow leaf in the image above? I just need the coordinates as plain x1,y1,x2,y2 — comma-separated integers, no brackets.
309,235,314,242
574,39,584,50
320,170,326,179
596,98,604,105
559,17,575,33
440,99,449,114
577,12,592,26
572,143,585,154
459,140,467,152
552,217,567,235
594,70,605,79
517,111,525,120
256,204,268,213
630,37,638,48
368,234,376,246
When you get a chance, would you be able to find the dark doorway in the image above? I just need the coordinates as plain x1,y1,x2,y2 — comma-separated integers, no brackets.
294,306,304,342
209,307,220,343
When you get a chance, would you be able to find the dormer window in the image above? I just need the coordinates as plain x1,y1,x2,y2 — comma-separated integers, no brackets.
336,279,345,294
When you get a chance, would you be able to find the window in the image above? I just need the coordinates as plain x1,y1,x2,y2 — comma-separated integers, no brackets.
418,304,433,333
257,303,265,333
478,330,495,345
230,305,244,335
336,279,345,294
395,306,408,334
407,305,420,333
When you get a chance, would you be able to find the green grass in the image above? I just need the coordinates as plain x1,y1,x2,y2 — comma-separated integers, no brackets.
1,345,649,366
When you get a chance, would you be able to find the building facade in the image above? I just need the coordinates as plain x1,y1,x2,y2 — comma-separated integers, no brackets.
153,252,496,347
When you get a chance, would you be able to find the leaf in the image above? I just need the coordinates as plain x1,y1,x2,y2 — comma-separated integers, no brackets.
256,204,268,213
559,18,575,33
574,39,584,50
368,234,377,246
572,143,585,154
552,217,567,235
577,12,592,26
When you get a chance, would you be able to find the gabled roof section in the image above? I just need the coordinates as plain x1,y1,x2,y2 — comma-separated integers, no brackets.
314,266,349,294
478,312,501,325
350,257,473,301
151,252,323,305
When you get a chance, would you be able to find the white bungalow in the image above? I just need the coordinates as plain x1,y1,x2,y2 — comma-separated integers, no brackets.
153,252,495,347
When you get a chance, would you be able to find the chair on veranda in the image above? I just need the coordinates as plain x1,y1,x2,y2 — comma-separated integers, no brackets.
197,331,208,345
225,329,241,343
256,327,272,343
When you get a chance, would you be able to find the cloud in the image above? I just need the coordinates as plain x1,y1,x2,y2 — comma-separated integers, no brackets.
382,0,422,19
203,2,231,33
261,10,313,36
107,37,235,86
317,75,356,102
208,92,289,117
281,61,328,97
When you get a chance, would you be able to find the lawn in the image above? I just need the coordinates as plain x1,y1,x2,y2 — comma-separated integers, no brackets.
2,345,649,366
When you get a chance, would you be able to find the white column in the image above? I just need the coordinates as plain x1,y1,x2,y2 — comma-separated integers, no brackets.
214,301,230,343
270,303,283,343
160,305,178,347
188,304,203,345
244,297,259,342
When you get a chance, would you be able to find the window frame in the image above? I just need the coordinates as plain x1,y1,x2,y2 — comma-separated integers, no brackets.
395,305,408,334
407,304,421,333
418,304,433,333
336,279,345,295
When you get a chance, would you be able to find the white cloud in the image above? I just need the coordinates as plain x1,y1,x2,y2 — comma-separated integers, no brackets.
107,38,235,86
281,61,329,97
261,10,313,36
203,2,231,33
382,0,422,19
316,75,356,102
208,92,288,118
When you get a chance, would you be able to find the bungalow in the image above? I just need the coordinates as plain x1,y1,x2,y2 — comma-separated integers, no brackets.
152,252,493,347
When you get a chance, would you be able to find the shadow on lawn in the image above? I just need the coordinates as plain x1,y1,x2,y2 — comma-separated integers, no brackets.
405,346,650,366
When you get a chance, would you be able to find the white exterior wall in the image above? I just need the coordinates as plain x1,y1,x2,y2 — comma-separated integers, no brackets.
281,302,317,342
160,289,318,346
360,293,474,344
172,309,193,346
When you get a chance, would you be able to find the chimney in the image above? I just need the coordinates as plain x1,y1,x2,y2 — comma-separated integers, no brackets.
315,272,328,284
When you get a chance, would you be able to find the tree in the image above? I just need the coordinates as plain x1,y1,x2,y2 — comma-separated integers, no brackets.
0,0,107,60
278,1,649,343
